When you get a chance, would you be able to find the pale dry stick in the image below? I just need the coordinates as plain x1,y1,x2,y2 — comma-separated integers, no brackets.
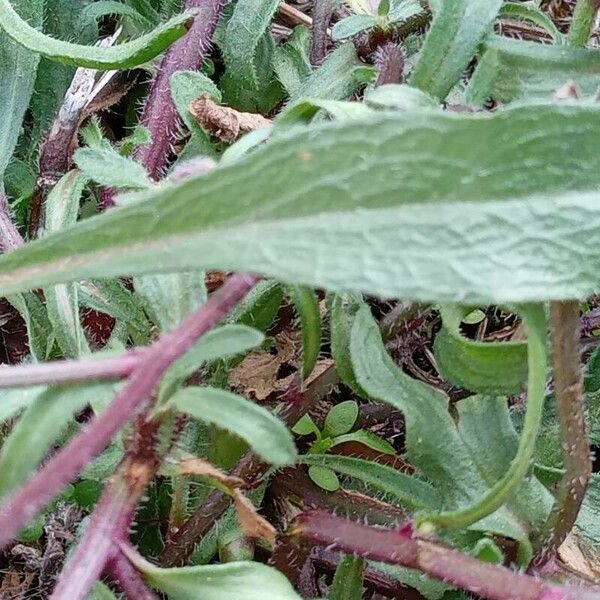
0,192,24,252
0,273,259,550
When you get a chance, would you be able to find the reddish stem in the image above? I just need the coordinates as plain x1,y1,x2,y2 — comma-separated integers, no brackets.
106,549,160,600
135,0,228,179
0,348,146,388
291,511,599,600
0,273,258,550
51,416,161,600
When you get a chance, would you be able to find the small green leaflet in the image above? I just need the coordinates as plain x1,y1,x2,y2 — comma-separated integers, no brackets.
288,285,321,379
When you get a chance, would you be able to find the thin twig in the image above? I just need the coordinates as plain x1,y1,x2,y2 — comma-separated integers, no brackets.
0,348,147,388
536,300,591,562
278,2,314,28
290,510,600,600
135,0,228,179
0,273,258,550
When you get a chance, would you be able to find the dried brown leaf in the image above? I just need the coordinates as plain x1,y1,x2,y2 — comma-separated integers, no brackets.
232,488,276,546
190,94,272,143
178,457,244,489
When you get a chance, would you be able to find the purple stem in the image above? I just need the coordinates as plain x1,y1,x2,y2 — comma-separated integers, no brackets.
0,192,24,252
291,511,600,600
374,42,405,86
51,416,161,600
310,0,333,65
0,348,146,388
135,0,228,179
0,273,259,550
106,550,160,600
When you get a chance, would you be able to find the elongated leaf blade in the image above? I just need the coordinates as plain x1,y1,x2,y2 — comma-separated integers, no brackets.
288,286,321,379
0,1,193,69
408,0,503,99
2,105,600,303
0,0,42,180
169,386,296,466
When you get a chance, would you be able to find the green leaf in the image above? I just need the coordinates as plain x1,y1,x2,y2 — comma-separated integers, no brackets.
0,1,194,69
330,293,368,396
433,305,527,394
6,105,600,303
170,70,221,157
290,43,376,103
288,286,321,379
349,306,538,562
298,454,441,509
388,0,424,23
135,271,207,333
408,0,503,99
363,83,439,110
88,582,120,600
44,171,90,358
0,0,41,180
127,554,301,600
169,386,296,466
0,385,45,422
471,537,504,564
292,413,321,437
276,98,374,126
220,0,281,111
331,14,379,40
308,464,340,491
467,35,600,105
330,555,364,600
332,429,396,454
7,292,54,361
271,25,311,97
158,325,265,402
585,343,600,393
0,383,113,498
576,473,600,547
498,2,563,44
78,0,153,31
118,125,152,157
324,400,359,437
74,146,151,190
226,280,283,332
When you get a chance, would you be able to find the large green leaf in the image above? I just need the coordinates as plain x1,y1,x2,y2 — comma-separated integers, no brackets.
349,305,536,563
127,551,301,599
0,0,42,180
408,0,503,99
168,386,296,466
467,35,600,105
2,105,600,303
0,0,193,69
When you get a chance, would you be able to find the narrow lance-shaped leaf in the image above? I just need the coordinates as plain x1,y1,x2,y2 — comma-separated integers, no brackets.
408,0,503,99
44,171,90,358
0,0,195,69
3,105,600,303
167,386,296,467
288,286,321,380
467,35,600,104
0,0,41,180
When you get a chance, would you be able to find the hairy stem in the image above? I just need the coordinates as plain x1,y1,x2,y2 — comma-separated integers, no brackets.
291,511,599,600
374,42,405,86
106,550,160,600
0,273,258,550
418,303,548,530
536,300,591,561
310,0,333,65
51,416,161,600
135,0,228,179
567,0,599,46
